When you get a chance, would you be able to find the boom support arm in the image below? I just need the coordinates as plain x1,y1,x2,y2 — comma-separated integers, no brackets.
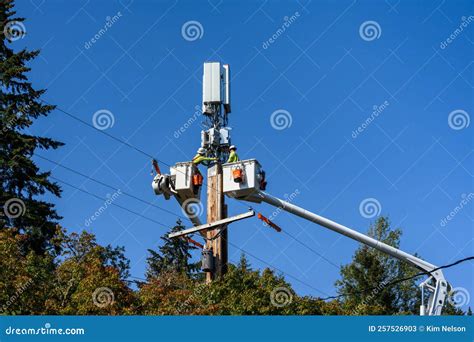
248,191,447,315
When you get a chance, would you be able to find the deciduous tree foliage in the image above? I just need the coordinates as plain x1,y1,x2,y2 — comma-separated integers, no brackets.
0,0,469,317
0,221,469,315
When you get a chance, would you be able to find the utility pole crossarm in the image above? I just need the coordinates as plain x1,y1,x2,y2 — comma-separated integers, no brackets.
168,210,255,239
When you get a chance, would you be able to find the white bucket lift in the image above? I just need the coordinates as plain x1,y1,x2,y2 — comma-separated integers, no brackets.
152,161,202,226
222,158,448,316
223,159,266,200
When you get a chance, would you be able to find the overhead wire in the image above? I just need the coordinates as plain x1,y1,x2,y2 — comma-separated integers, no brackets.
50,176,171,229
51,175,330,295
44,101,342,271
45,101,471,301
319,256,474,301
49,177,474,301
35,153,189,222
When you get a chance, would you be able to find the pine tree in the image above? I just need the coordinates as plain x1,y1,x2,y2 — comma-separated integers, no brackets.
1,0,63,253
146,220,200,279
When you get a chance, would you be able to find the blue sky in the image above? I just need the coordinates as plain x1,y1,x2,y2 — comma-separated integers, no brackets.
13,0,473,308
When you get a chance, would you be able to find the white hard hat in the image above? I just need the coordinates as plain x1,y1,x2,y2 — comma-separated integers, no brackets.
229,145,237,150
197,147,206,154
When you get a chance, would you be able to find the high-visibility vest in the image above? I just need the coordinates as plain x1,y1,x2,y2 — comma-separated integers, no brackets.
192,154,215,165
227,151,239,163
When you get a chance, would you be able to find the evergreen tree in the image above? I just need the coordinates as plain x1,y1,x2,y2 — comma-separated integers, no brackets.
442,286,467,315
0,0,63,253
335,217,420,315
146,220,200,279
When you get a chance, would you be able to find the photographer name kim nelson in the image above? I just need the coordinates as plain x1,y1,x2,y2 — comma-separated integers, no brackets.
425,325,466,333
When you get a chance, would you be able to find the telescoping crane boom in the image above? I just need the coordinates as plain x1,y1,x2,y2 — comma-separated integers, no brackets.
222,159,448,316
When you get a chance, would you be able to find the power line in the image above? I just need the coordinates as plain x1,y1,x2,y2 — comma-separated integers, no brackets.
319,256,474,301
39,151,340,287
43,100,219,193
47,173,474,300
36,153,189,222
51,176,173,229
52,175,329,295
228,240,330,296
43,100,156,160
48,101,450,293
50,173,474,301
281,230,341,270
44,102,341,272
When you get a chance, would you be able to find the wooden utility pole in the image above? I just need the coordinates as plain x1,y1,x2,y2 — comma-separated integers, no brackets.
205,163,228,282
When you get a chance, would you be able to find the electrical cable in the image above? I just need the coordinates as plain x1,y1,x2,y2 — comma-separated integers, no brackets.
46,101,462,294
51,175,329,294
50,176,172,229
41,99,220,194
227,240,331,296
35,153,189,222
43,101,341,270
281,230,341,270
319,256,474,301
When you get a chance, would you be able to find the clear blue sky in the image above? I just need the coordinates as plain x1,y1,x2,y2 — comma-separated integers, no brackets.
14,0,473,308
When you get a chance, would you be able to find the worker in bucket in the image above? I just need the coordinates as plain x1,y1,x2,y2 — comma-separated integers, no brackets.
226,145,240,163
191,147,216,190
193,147,216,166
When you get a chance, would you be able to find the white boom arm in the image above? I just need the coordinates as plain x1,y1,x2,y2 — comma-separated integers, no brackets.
247,191,447,315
